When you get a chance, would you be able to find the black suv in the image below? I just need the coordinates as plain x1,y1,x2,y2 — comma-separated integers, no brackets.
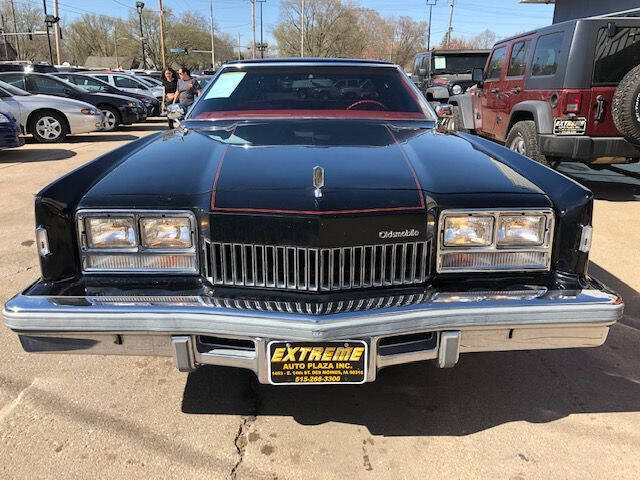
53,73,160,116
0,72,146,131
411,49,490,102
448,17,640,166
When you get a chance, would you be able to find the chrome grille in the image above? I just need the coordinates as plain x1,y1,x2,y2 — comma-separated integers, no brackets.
205,241,431,292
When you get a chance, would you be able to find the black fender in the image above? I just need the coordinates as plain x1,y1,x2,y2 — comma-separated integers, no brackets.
448,93,475,130
508,101,553,135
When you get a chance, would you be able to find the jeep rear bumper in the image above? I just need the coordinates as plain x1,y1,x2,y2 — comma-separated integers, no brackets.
538,135,640,161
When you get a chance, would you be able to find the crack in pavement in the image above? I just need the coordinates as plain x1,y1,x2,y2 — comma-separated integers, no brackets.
229,376,261,480
0,378,38,423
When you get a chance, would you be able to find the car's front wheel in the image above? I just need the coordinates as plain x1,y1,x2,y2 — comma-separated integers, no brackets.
100,106,120,131
506,120,548,166
29,111,67,143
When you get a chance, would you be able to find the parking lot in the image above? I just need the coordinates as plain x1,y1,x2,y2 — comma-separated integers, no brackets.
0,122,639,479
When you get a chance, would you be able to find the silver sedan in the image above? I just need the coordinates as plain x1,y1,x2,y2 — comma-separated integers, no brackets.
0,80,104,143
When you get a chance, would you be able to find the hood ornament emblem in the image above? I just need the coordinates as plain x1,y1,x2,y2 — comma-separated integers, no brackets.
313,166,324,198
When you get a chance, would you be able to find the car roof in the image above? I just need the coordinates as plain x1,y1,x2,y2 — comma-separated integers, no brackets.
223,57,395,67
494,16,640,46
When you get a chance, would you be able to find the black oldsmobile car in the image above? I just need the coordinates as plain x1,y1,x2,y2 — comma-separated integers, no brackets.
3,59,623,386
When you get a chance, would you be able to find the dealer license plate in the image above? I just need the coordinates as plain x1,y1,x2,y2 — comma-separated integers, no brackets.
553,117,587,135
268,341,367,385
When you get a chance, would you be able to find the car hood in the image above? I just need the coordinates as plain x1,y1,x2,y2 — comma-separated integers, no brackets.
17,94,96,111
78,120,547,212
94,92,141,103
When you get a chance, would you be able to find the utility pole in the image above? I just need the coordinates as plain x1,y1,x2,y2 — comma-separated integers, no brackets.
136,2,147,69
42,0,54,65
446,0,455,48
426,0,436,51
10,0,20,60
157,0,166,69
209,0,216,68
250,0,256,59
53,0,61,65
114,28,119,70
300,0,304,57
237,32,242,60
258,0,265,58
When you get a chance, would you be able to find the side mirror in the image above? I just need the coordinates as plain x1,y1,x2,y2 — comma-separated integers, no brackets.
63,87,74,96
435,104,453,118
472,68,484,87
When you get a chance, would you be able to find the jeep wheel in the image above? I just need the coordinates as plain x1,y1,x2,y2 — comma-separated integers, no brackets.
612,64,640,143
505,120,548,166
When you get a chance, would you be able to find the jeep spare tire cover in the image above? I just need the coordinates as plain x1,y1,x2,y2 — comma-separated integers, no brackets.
612,64,640,143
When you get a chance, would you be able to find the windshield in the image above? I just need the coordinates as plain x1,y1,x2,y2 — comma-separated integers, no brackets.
0,79,30,96
137,76,159,87
431,54,488,74
188,65,433,120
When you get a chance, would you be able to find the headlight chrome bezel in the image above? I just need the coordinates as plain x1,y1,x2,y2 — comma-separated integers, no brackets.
437,209,555,273
76,209,198,274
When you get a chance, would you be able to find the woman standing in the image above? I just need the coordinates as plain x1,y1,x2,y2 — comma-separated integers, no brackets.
162,68,178,128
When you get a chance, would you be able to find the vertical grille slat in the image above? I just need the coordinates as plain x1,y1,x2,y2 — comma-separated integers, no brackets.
207,240,431,292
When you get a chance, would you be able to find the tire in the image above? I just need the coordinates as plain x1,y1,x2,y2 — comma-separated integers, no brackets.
100,106,120,131
450,106,468,133
612,64,640,143
29,111,67,143
505,120,548,166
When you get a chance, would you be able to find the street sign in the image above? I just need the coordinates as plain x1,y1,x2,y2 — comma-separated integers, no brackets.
170,48,187,54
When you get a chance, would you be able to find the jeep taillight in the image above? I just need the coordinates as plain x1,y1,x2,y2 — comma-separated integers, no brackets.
563,92,582,113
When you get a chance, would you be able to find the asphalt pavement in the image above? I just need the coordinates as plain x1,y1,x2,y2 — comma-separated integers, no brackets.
0,123,638,479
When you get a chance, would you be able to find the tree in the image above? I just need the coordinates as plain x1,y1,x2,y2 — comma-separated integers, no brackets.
470,29,497,49
273,1,426,69
273,0,367,58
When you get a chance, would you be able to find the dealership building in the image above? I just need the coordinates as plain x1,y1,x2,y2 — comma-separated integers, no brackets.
521,0,640,23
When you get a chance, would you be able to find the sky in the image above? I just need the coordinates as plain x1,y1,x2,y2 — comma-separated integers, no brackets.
42,0,555,51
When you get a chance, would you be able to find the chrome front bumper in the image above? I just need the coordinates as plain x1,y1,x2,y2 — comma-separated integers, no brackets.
3,287,623,383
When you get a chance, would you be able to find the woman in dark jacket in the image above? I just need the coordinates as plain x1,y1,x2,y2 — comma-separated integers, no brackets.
162,68,178,127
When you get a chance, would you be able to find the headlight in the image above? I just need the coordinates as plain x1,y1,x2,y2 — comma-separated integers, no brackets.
141,217,192,248
86,217,136,248
444,216,493,247
77,210,198,273
0,112,10,123
81,107,98,115
497,215,546,246
451,84,463,95
437,210,554,273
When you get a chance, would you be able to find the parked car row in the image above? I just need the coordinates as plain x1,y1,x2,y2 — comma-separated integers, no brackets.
0,70,162,145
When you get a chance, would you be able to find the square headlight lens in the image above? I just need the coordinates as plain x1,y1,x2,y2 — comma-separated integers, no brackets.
86,217,136,248
497,215,546,246
443,216,493,247
141,217,192,248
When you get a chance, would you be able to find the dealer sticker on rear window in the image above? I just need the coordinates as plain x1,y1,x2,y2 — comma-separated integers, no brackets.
553,117,587,136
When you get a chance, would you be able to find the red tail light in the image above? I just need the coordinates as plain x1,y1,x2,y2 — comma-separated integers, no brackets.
563,92,582,113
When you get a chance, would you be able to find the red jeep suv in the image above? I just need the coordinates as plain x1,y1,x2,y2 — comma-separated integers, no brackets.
449,16,640,166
